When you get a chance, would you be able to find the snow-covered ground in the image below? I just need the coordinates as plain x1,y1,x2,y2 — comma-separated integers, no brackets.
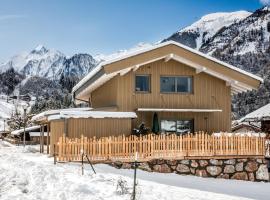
0,140,269,200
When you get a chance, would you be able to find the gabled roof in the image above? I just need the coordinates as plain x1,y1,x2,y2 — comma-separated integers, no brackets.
240,103,270,122
72,41,263,102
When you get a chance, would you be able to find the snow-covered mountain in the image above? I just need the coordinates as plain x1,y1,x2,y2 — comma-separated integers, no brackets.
164,6,270,118
0,45,97,80
164,11,251,50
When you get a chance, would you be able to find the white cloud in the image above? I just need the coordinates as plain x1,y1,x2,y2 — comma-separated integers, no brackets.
260,0,270,5
0,14,25,21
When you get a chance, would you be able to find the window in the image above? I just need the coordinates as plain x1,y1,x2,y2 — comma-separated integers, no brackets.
161,119,193,134
160,76,192,93
135,75,150,92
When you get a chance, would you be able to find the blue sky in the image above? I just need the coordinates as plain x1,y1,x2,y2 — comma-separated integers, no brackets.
0,0,266,62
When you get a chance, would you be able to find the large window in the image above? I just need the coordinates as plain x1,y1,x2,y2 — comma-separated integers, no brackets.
135,75,150,92
161,119,194,134
160,76,192,93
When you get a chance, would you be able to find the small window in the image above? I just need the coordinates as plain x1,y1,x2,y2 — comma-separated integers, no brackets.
160,76,192,93
161,119,193,134
135,75,150,92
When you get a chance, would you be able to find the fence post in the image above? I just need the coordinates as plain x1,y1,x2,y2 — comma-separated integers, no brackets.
53,144,56,165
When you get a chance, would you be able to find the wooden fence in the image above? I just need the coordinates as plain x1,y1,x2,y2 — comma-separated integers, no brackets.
55,132,267,162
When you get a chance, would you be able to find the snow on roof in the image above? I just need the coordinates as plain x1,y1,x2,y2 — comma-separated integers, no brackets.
240,103,270,122
29,132,48,137
47,111,137,121
11,125,41,136
32,107,92,122
72,41,263,97
137,108,222,112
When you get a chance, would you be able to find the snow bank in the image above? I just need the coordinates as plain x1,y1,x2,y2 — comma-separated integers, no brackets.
0,140,262,200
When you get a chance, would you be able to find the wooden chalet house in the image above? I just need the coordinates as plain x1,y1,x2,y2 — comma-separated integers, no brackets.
71,41,263,134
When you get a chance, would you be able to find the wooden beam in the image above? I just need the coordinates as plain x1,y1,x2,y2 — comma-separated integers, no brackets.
164,53,174,62
226,80,238,87
41,125,44,153
39,126,42,153
47,123,50,154
132,64,140,72
196,67,207,74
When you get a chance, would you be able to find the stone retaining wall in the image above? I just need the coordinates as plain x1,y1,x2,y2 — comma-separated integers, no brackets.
112,158,270,182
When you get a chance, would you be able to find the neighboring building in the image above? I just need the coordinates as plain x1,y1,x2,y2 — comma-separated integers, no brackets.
32,107,137,154
9,125,47,145
240,103,270,134
232,122,261,133
72,41,262,134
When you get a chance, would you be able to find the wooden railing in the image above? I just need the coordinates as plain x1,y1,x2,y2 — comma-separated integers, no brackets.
55,132,266,162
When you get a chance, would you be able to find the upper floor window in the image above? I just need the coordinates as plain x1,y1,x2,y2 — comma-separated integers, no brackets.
135,75,150,92
160,76,192,93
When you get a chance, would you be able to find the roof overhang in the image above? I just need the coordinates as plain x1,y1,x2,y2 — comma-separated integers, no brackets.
32,107,93,123
72,41,263,102
47,111,137,122
137,108,222,112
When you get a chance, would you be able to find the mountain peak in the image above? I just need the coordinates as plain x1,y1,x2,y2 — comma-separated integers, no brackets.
31,44,49,55
262,6,270,11
164,10,251,50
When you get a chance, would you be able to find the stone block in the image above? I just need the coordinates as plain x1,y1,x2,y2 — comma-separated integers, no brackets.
176,164,190,173
199,160,208,167
206,166,222,176
231,172,248,180
256,164,269,181
235,162,243,172
210,159,223,166
248,173,255,181
245,161,258,172
191,160,198,168
180,160,190,165
195,169,208,177
224,159,236,165
224,165,235,174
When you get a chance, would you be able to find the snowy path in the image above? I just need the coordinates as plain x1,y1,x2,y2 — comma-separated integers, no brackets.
96,165,270,200
0,140,268,200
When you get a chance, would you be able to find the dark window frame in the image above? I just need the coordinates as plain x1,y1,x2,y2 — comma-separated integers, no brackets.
160,118,194,134
160,75,193,94
135,74,151,93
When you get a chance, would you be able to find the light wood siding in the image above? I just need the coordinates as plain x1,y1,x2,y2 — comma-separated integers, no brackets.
91,77,118,108
99,59,230,132
49,118,133,154
50,120,65,154
66,118,132,138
